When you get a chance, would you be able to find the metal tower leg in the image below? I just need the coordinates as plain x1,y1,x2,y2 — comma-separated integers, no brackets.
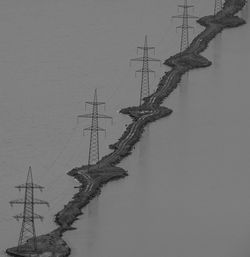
214,0,223,15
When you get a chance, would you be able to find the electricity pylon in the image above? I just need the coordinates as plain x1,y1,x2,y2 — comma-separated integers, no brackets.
130,35,161,106
214,0,223,15
10,167,49,253
172,0,198,52
77,89,112,169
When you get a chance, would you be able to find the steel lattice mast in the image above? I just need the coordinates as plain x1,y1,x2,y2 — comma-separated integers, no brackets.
172,0,198,52
214,0,223,15
77,89,112,169
10,167,49,253
130,35,161,106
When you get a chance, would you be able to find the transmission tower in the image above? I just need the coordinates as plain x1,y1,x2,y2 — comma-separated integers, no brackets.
77,89,112,169
172,0,198,52
10,166,49,253
130,35,161,106
214,0,223,15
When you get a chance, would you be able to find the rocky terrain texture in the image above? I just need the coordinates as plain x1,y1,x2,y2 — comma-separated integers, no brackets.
6,0,247,256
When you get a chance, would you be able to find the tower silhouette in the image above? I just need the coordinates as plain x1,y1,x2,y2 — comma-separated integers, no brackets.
10,167,49,253
214,0,223,15
172,0,198,52
130,35,161,106
77,89,112,169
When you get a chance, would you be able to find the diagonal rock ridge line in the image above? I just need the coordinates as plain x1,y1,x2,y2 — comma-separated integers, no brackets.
6,0,247,256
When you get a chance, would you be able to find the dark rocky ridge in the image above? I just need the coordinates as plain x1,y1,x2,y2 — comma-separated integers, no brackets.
6,0,247,256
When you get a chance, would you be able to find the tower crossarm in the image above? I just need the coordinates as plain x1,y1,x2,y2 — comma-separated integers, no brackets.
137,46,156,55
33,199,49,206
136,68,156,73
85,101,106,106
15,183,44,192
130,57,161,63
83,126,106,136
78,114,112,120
172,14,198,19
10,198,49,207
178,4,194,8
137,46,155,51
83,126,106,132
13,213,44,221
95,114,112,120
176,25,195,30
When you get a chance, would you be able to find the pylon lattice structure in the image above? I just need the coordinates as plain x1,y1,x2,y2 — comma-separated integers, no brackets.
172,0,198,52
130,35,161,106
10,167,49,253
214,0,223,15
77,89,112,168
